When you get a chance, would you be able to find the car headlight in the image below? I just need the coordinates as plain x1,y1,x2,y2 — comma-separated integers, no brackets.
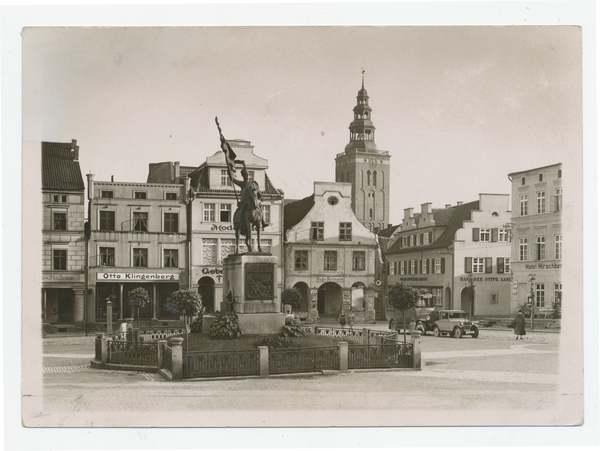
426,316,430,320
460,322,464,326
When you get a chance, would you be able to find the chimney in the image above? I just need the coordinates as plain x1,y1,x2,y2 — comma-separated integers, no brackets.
174,161,180,181
403,207,414,223
184,176,191,202
70,139,79,161
111,175,114,182
86,173,95,200
457,201,463,206
445,204,451,209
421,202,432,216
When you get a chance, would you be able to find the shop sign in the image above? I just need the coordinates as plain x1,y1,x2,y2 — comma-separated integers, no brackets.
316,276,344,283
43,274,82,282
399,277,428,282
459,276,512,282
210,224,234,232
97,272,179,281
525,263,562,270
317,270,344,275
201,267,223,282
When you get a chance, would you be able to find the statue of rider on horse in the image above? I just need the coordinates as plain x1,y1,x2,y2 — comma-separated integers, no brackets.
216,117,269,254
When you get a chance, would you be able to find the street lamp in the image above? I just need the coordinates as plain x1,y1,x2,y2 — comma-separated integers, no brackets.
465,273,475,321
528,274,536,330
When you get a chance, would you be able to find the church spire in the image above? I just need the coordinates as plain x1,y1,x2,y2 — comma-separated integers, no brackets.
362,69,365,89
344,72,377,153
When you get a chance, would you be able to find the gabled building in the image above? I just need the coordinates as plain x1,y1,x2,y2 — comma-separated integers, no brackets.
508,163,562,314
384,194,512,319
284,182,378,323
41,140,86,327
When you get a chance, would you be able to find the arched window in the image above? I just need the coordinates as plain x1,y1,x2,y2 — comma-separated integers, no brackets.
367,171,371,186
373,171,377,187
369,208,373,219
361,170,364,188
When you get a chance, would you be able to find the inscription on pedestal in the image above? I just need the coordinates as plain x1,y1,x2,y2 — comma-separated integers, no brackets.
245,263,275,300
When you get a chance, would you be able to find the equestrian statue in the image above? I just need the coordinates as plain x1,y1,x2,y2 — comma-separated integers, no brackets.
215,117,269,253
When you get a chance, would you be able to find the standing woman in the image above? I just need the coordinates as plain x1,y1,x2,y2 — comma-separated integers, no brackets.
339,310,347,329
514,309,527,340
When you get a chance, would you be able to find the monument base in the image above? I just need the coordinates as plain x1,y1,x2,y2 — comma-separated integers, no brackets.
237,312,287,335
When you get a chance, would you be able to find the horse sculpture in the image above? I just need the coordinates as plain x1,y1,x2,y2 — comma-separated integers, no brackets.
233,179,264,254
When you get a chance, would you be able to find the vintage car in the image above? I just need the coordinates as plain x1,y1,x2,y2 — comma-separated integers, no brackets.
387,307,441,335
432,310,479,338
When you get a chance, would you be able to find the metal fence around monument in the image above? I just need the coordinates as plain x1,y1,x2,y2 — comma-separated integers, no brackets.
269,347,339,374
163,345,173,373
183,350,260,378
348,343,412,369
107,340,158,366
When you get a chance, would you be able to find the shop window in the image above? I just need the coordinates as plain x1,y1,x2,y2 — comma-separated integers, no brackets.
536,284,545,308
164,213,179,233
99,247,115,267
352,251,365,270
53,249,67,270
163,249,178,268
339,222,352,241
295,250,308,270
133,248,148,267
311,222,324,241
165,192,177,200
53,212,67,231
133,212,148,232
134,191,147,199
99,211,115,231
101,191,114,199
324,251,337,270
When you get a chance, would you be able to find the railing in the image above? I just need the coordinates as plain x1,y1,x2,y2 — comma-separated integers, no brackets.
183,350,260,378
368,330,397,341
314,326,363,344
107,340,158,366
138,328,185,342
348,343,412,369
164,345,173,373
269,347,339,375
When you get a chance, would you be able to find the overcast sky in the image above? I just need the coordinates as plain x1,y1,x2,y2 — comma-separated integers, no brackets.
23,26,581,224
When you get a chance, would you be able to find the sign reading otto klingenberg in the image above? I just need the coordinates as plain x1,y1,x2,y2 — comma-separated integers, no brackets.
245,263,275,300
97,272,179,281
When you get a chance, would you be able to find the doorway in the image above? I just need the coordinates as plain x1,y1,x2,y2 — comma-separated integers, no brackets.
198,277,215,312
317,282,342,316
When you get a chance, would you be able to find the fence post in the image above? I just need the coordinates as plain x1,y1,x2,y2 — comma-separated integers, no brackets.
338,341,348,372
410,331,422,369
157,339,166,369
106,301,113,334
258,346,269,377
362,328,369,345
126,318,134,342
101,334,109,365
393,331,399,342
171,337,184,380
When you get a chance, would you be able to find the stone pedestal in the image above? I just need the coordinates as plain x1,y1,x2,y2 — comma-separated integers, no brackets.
222,253,285,334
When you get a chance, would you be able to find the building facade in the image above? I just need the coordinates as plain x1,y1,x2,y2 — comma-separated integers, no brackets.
284,182,379,323
41,140,86,326
508,163,562,314
148,140,284,313
335,78,391,232
86,175,190,326
384,194,512,318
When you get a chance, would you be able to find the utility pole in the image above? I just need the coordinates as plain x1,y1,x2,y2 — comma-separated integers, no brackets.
465,273,475,321
528,274,536,331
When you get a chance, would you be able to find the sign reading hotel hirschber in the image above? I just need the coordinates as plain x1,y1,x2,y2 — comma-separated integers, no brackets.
97,272,179,281
245,263,275,300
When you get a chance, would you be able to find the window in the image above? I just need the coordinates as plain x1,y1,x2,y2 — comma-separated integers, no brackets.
555,235,562,260
555,188,562,212
164,213,179,233
491,293,498,304
479,228,491,242
433,289,443,306
166,192,177,200
423,232,430,245
367,171,371,186
410,260,416,274
401,236,407,247
221,170,232,186
311,222,324,241
53,212,67,231
324,251,337,270
536,283,545,308
262,205,271,224
520,194,528,216
558,169,562,178
422,259,428,274
295,250,308,270
203,203,215,222
352,251,365,270
537,191,545,214
536,236,546,260
539,173,543,182
101,191,114,198
472,258,485,273
409,235,414,246
498,228,510,242
497,257,511,274
416,234,422,245
519,238,528,261
220,204,231,222
505,258,511,274
134,192,147,199
434,258,441,274
133,212,148,232
53,194,67,203
53,249,67,270
133,248,148,267
247,170,255,183
339,222,352,241
327,196,338,205
369,208,373,219
554,283,562,304
99,247,114,266
163,249,178,268
521,177,526,185
389,261,396,275
99,211,115,231
373,171,377,187
400,261,405,275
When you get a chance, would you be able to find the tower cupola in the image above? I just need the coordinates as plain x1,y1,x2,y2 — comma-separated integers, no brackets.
345,71,378,153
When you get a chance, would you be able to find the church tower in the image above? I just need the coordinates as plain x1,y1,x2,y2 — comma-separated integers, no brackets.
335,73,391,232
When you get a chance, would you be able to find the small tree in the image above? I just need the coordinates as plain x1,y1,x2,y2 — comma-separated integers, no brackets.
387,282,419,343
165,289,205,352
127,287,150,329
281,288,302,310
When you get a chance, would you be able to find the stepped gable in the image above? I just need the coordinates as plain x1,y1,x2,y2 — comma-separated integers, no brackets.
283,194,315,240
42,141,84,190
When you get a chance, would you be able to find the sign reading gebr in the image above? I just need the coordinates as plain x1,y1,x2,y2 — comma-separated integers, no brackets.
245,263,275,300
97,273,179,281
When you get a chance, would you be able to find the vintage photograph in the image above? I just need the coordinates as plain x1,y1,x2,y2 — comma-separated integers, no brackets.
17,18,589,443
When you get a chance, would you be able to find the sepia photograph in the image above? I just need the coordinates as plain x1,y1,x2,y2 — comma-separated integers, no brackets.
6,2,597,450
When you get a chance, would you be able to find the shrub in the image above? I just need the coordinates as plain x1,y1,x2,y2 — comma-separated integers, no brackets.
282,317,307,338
210,311,242,339
281,288,302,309
165,289,205,327
552,297,562,319
253,336,300,349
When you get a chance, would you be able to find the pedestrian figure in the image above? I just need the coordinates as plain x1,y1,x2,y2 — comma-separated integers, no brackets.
118,322,127,340
339,310,347,329
348,309,355,331
514,309,526,340
409,318,417,332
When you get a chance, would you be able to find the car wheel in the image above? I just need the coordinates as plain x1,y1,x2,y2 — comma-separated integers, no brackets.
453,327,463,339
433,326,441,337
389,319,396,330
471,326,479,338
